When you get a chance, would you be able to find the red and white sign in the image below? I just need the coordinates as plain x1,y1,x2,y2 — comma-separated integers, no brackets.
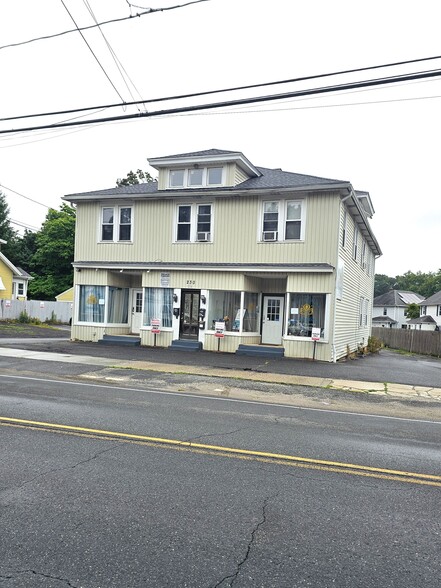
214,321,225,338
311,327,321,341
151,318,161,334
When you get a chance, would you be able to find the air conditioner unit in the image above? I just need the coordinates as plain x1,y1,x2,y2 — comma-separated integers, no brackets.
262,231,278,241
197,232,211,242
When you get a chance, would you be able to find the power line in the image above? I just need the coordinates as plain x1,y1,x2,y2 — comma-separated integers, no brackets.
0,184,50,208
60,0,126,103
2,55,441,124
10,219,40,232
0,0,210,52
1,68,441,135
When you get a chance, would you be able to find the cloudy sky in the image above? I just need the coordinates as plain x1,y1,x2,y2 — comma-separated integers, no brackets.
1,0,440,277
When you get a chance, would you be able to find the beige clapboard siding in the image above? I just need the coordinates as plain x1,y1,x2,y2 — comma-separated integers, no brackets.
333,208,375,358
74,192,342,266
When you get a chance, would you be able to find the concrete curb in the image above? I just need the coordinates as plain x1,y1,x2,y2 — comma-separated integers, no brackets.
1,347,440,403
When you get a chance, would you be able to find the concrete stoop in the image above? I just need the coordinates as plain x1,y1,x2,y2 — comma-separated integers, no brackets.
98,335,141,347
170,339,203,352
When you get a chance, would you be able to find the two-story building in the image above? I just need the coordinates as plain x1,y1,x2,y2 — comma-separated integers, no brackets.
409,290,441,331
372,290,424,329
64,148,381,362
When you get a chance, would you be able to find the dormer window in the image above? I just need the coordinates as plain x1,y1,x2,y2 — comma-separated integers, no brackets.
168,166,224,188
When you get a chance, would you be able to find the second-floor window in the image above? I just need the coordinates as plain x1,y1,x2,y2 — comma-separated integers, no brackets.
261,200,304,242
169,167,224,188
101,206,132,242
176,204,212,242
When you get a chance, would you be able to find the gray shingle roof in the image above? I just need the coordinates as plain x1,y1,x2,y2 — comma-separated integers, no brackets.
64,166,347,200
421,290,441,305
407,315,437,325
373,290,424,306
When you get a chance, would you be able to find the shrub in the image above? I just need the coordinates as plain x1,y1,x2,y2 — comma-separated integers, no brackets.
18,310,31,323
367,335,383,354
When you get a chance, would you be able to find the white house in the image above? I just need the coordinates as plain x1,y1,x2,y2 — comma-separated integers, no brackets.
372,290,424,329
410,290,441,331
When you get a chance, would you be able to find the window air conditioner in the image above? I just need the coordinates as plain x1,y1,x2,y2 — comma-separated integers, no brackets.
262,231,278,241
197,232,211,242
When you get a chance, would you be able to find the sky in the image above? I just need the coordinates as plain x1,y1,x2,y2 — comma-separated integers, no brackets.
1,0,440,277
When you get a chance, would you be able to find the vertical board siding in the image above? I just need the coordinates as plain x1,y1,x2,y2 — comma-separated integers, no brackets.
74,193,342,266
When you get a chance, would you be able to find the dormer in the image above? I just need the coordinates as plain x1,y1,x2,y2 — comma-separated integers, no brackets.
355,190,375,218
148,148,261,191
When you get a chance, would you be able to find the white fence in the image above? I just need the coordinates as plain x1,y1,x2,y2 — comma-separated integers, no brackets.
0,299,73,324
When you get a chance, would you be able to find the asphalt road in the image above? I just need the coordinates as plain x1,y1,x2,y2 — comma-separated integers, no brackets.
1,373,441,587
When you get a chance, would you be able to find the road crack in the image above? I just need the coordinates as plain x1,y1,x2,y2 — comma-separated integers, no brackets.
0,569,78,586
212,494,274,587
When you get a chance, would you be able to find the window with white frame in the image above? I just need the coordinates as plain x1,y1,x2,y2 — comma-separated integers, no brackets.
143,288,173,328
176,203,212,242
288,293,326,338
101,206,132,242
360,297,369,327
17,282,25,296
169,166,224,188
353,225,359,261
78,285,130,323
261,199,304,242
437,305,441,316
421,305,427,316
341,208,347,247
361,240,366,269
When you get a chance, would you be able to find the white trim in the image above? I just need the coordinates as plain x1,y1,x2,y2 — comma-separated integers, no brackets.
259,198,306,242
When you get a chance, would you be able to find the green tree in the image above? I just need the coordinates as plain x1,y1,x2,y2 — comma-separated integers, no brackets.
374,274,396,298
405,302,420,319
10,229,37,269
28,204,76,300
395,270,441,298
0,191,19,259
116,169,156,186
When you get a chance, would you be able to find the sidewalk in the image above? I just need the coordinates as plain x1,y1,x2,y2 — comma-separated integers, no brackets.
1,335,441,404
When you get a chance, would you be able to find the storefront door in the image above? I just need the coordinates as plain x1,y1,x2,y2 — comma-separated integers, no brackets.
180,290,200,339
261,295,284,344
131,289,143,334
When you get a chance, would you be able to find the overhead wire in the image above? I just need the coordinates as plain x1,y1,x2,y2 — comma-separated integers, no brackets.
1,67,441,135
0,0,211,52
60,0,126,103
82,0,146,110
2,55,441,125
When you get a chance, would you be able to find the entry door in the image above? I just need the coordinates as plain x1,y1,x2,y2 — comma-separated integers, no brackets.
131,289,143,334
261,296,285,345
180,290,200,339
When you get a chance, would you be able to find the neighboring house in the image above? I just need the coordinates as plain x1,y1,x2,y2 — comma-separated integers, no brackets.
413,290,441,331
55,287,74,302
0,247,33,301
372,290,424,329
63,148,381,362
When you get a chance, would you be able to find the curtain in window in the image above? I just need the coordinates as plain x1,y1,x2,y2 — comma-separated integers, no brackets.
207,291,241,332
243,292,259,332
144,288,173,328
108,287,129,323
288,293,326,337
79,286,105,323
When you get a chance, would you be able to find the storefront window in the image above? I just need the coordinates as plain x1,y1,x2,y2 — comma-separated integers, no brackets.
288,293,326,337
208,290,241,332
144,288,173,328
78,285,105,323
107,287,129,323
243,292,259,332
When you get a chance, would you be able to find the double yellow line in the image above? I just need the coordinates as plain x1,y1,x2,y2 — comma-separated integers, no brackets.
2,416,441,488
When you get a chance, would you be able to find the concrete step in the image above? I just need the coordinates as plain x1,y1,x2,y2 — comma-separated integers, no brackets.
98,335,141,346
236,344,284,358
170,339,202,352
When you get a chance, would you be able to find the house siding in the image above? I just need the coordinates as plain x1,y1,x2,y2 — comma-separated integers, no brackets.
333,203,375,358
0,258,13,299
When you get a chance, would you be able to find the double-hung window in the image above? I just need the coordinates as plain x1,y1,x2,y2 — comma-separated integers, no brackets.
176,203,212,242
101,206,132,242
261,200,304,241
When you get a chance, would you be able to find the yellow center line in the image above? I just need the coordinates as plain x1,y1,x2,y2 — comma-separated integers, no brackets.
2,415,441,487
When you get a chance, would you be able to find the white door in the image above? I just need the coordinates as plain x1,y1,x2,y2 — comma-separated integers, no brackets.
261,296,284,344
131,289,143,334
